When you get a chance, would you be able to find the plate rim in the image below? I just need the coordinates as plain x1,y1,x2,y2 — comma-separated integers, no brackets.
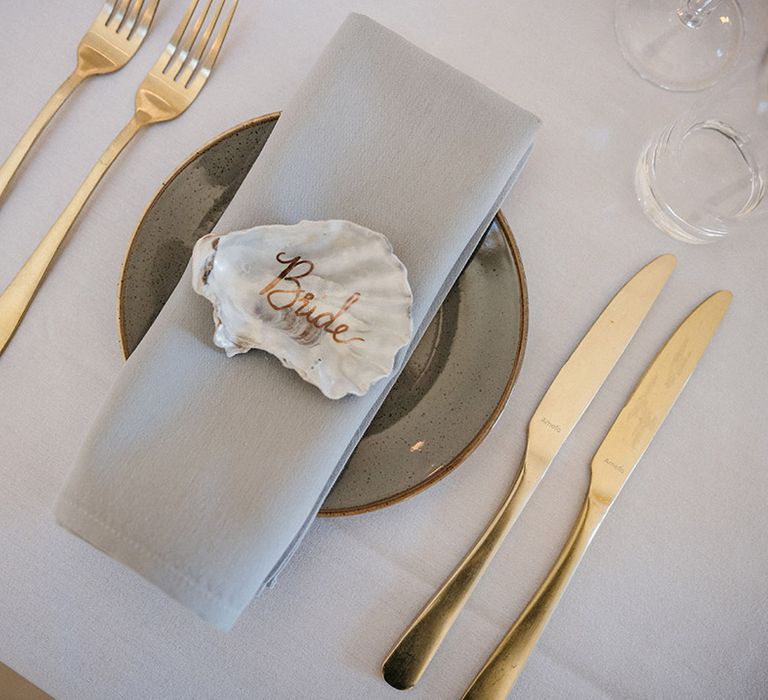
321,210,527,516
116,110,281,355
116,112,528,517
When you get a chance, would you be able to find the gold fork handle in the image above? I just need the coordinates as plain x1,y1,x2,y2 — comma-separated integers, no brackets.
461,494,607,700
0,115,144,354
0,70,85,201
383,456,538,690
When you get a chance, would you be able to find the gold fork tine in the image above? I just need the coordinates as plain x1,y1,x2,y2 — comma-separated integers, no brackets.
170,0,214,78
104,0,128,28
101,1,120,27
179,0,224,84
197,0,237,78
0,1,158,203
133,0,160,41
0,0,238,355
122,0,146,36
161,0,200,72
109,0,133,30
114,0,136,33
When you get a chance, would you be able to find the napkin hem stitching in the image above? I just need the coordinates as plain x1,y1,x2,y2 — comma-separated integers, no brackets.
60,496,240,613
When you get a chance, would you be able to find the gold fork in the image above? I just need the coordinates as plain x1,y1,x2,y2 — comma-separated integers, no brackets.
0,0,160,201
0,0,237,355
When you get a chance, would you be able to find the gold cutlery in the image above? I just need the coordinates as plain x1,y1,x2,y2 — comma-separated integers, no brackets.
462,290,732,699
0,0,237,355
382,254,677,690
0,1,159,201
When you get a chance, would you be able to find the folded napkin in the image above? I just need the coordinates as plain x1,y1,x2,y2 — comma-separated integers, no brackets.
56,13,540,629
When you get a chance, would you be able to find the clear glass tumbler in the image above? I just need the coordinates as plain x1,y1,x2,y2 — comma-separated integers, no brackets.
635,56,768,243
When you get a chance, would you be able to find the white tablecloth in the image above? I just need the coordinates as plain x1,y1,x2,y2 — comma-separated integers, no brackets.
1,1,766,698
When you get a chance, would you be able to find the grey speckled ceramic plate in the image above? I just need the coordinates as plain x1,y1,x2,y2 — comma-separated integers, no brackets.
118,113,527,516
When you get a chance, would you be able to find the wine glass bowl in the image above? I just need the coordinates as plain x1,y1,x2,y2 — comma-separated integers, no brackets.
615,0,744,92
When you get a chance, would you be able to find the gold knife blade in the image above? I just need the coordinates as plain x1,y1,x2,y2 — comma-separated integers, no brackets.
526,253,677,480
461,290,732,700
590,289,732,507
382,254,676,691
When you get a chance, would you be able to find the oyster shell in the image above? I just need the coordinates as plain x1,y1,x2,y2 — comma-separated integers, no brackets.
191,220,413,399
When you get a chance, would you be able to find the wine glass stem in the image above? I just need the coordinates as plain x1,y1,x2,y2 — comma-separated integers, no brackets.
678,0,725,28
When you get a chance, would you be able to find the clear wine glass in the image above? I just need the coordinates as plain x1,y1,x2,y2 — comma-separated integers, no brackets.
615,0,744,91
635,53,768,243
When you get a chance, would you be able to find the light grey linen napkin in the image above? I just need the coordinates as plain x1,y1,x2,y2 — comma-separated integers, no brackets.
56,13,540,629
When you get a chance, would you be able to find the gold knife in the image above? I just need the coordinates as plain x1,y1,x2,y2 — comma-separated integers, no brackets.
461,290,732,700
382,254,677,690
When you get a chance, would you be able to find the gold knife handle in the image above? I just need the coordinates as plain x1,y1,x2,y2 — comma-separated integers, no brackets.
0,115,144,355
461,493,607,700
0,71,85,202
383,455,538,690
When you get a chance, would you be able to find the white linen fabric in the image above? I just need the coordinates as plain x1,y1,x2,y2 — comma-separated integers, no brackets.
2,1,767,698
54,13,540,629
